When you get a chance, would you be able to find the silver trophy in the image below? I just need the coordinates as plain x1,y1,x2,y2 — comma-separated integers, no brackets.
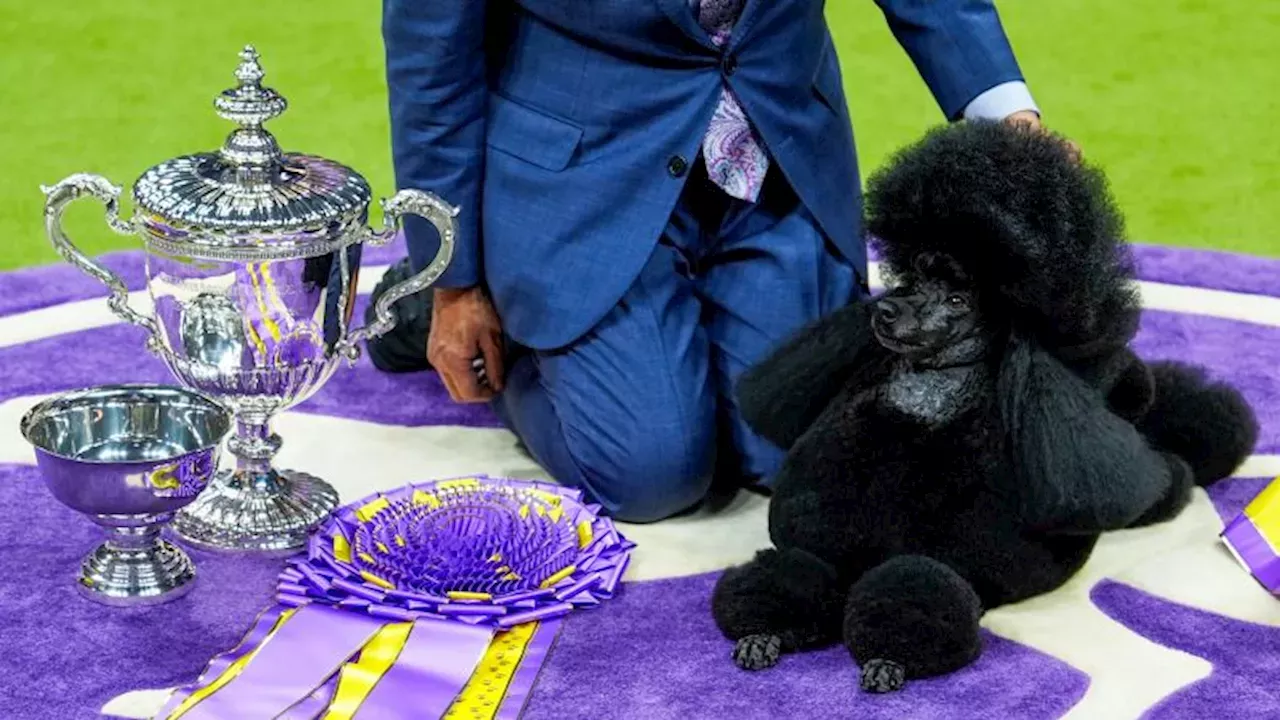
41,46,457,553
20,385,232,604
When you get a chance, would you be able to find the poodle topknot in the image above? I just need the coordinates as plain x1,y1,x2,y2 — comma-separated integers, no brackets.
864,121,1140,355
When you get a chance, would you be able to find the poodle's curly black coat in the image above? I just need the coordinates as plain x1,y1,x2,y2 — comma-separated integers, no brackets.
710,121,1259,692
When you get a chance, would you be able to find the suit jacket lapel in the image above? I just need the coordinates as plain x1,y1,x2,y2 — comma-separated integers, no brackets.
728,0,765,48
654,0,716,50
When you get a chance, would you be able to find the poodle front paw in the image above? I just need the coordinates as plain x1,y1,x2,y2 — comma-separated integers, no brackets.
733,634,783,670
860,658,906,693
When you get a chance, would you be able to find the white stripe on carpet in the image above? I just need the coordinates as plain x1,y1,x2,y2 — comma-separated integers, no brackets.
0,393,770,585
4,261,1280,350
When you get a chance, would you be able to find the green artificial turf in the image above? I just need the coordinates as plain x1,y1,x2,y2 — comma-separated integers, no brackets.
1,2,1275,271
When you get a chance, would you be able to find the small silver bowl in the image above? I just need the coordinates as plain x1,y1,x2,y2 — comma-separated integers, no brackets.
20,385,232,605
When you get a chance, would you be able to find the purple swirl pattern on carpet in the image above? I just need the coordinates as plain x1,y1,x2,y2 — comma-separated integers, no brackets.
0,464,283,720
1092,580,1280,719
0,242,1277,719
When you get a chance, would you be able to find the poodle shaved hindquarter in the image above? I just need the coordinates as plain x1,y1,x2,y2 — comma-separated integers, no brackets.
711,121,1258,693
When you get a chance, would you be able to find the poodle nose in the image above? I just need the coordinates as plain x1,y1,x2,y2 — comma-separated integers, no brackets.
875,298,906,323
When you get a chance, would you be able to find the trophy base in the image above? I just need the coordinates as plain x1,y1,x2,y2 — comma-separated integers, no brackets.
172,468,340,553
77,537,196,606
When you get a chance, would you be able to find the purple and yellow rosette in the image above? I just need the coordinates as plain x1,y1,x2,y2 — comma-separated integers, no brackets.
1222,475,1280,596
157,476,634,719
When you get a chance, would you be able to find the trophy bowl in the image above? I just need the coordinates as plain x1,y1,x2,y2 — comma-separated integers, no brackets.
39,45,456,552
20,385,232,605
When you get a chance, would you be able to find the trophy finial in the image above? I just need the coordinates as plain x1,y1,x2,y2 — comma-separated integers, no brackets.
216,44,286,127
215,44,287,168
234,45,266,87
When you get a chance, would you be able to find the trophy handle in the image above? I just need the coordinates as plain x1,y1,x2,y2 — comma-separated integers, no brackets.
337,189,459,361
41,173,162,354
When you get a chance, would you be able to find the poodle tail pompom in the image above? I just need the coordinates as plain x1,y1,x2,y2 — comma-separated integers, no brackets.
1137,361,1259,487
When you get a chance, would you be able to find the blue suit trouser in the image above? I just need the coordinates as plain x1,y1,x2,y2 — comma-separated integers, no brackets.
491,164,857,523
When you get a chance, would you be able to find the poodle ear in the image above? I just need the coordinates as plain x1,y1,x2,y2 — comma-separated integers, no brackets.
997,336,1173,534
737,300,894,451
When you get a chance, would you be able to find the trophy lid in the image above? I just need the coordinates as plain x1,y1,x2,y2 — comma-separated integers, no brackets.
132,46,372,261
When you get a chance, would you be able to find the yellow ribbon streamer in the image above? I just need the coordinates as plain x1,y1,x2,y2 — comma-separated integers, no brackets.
321,621,415,720
443,622,540,720
165,608,298,719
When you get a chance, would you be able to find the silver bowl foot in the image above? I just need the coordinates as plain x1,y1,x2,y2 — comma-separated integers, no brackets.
171,468,339,553
78,538,197,606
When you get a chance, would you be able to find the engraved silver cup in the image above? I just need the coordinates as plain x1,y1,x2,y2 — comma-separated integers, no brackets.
40,46,456,552
20,385,232,604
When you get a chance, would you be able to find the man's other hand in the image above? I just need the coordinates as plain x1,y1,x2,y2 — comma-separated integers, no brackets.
428,287,505,402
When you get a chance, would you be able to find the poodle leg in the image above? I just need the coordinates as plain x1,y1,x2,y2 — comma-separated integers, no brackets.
843,555,982,693
712,546,846,670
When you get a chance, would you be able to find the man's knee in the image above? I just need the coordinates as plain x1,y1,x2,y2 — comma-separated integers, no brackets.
571,428,715,524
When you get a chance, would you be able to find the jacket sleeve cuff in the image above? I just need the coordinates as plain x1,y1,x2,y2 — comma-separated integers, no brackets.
963,81,1039,121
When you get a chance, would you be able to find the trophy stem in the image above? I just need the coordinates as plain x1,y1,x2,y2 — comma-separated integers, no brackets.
172,410,339,554
79,521,196,606
227,414,284,492
104,523,164,552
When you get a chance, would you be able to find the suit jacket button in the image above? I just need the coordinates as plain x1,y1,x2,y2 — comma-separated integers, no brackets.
667,155,689,178
722,55,738,76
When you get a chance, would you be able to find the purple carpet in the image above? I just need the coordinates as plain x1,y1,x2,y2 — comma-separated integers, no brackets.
1092,579,1280,719
0,241,1277,719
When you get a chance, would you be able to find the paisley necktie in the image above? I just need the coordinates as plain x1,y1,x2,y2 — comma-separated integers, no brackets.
696,0,769,202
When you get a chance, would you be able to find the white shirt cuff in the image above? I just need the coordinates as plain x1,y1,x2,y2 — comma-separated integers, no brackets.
963,81,1039,121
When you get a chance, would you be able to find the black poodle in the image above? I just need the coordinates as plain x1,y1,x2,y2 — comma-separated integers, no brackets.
710,121,1259,693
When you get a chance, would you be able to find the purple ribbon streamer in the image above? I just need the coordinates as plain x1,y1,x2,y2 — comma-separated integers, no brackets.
154,604,289,720
352,617,495,719
1223,515,1280,592
181,604,385,720
277,674,339,720
167,477,633,718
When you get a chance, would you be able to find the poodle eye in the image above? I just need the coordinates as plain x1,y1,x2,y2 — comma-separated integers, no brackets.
946,294,969,309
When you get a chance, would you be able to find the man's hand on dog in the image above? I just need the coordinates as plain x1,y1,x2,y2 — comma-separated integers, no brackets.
1003,110,1083,163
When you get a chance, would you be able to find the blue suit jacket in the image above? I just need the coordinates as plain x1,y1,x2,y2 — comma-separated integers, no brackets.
383,0,1025,350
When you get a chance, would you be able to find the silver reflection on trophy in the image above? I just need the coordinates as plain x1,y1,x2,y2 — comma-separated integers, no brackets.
40,46,457,552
